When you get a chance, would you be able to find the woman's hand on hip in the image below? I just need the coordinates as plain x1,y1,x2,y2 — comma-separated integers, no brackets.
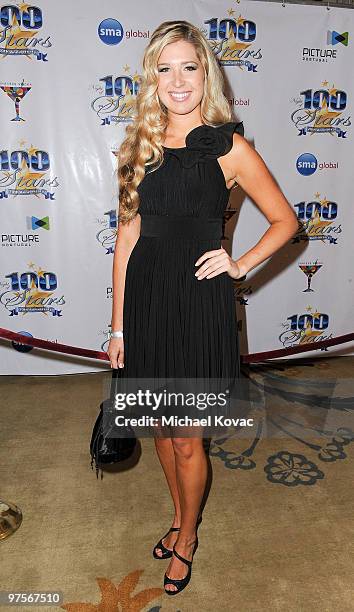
194,247,245,280
107,337,124,369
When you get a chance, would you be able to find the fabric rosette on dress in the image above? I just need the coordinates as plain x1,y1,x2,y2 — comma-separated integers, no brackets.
163,121,244,169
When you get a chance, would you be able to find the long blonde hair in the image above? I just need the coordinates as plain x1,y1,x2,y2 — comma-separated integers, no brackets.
117,20,232,225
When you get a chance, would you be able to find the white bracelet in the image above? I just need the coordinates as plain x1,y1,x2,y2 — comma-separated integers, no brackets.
110,330,123,339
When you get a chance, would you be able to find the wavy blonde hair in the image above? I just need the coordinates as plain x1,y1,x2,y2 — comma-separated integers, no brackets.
117,20,232,225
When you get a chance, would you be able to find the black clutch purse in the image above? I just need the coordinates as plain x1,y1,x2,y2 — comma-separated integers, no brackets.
90,368,137,479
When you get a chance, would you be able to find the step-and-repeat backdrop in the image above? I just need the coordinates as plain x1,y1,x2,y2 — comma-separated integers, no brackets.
1,0,353,374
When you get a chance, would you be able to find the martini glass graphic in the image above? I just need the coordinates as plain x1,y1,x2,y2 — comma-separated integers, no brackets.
299,263,322,292
1,84,31,121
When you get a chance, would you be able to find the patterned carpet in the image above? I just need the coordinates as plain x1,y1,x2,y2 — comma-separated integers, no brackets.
1,356,354,611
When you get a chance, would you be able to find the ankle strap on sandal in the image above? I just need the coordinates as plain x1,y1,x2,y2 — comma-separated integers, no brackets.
172,539,197,568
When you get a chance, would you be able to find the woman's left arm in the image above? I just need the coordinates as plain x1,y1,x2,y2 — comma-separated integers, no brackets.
195,133,299,280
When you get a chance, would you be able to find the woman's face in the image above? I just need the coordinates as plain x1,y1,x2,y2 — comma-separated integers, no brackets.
156,39,204,116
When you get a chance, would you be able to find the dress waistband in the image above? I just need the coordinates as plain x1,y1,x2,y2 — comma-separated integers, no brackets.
140,215,223,239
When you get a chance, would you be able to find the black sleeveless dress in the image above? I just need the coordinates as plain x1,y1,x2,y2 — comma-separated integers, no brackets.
122,121,244,383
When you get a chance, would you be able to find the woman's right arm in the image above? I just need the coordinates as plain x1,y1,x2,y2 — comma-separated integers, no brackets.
107,212,141,369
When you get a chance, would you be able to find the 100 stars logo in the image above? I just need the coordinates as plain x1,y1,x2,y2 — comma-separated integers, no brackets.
0,141,59,200
201,8,262,71
90,66,141,126
291,192,342,245
291,81,351,137
0,262,66,317
279,305,333,349
0,1,52,61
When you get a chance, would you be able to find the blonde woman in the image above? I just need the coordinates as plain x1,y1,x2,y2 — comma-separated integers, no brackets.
108,20,298,596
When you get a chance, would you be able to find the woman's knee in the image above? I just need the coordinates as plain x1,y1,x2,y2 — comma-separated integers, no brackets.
171,437,201,460
154,433,172,448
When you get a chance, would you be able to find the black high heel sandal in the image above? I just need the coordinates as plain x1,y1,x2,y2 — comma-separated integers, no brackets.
152,514,202,560
153,526,180,559
163,536,198,596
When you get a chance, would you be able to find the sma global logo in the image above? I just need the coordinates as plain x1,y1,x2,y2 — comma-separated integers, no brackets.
296,153,317,176
12,330,33,353
98,18,124,45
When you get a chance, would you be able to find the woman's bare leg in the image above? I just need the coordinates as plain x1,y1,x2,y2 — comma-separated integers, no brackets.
153,435,182,556
164,434,207,592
